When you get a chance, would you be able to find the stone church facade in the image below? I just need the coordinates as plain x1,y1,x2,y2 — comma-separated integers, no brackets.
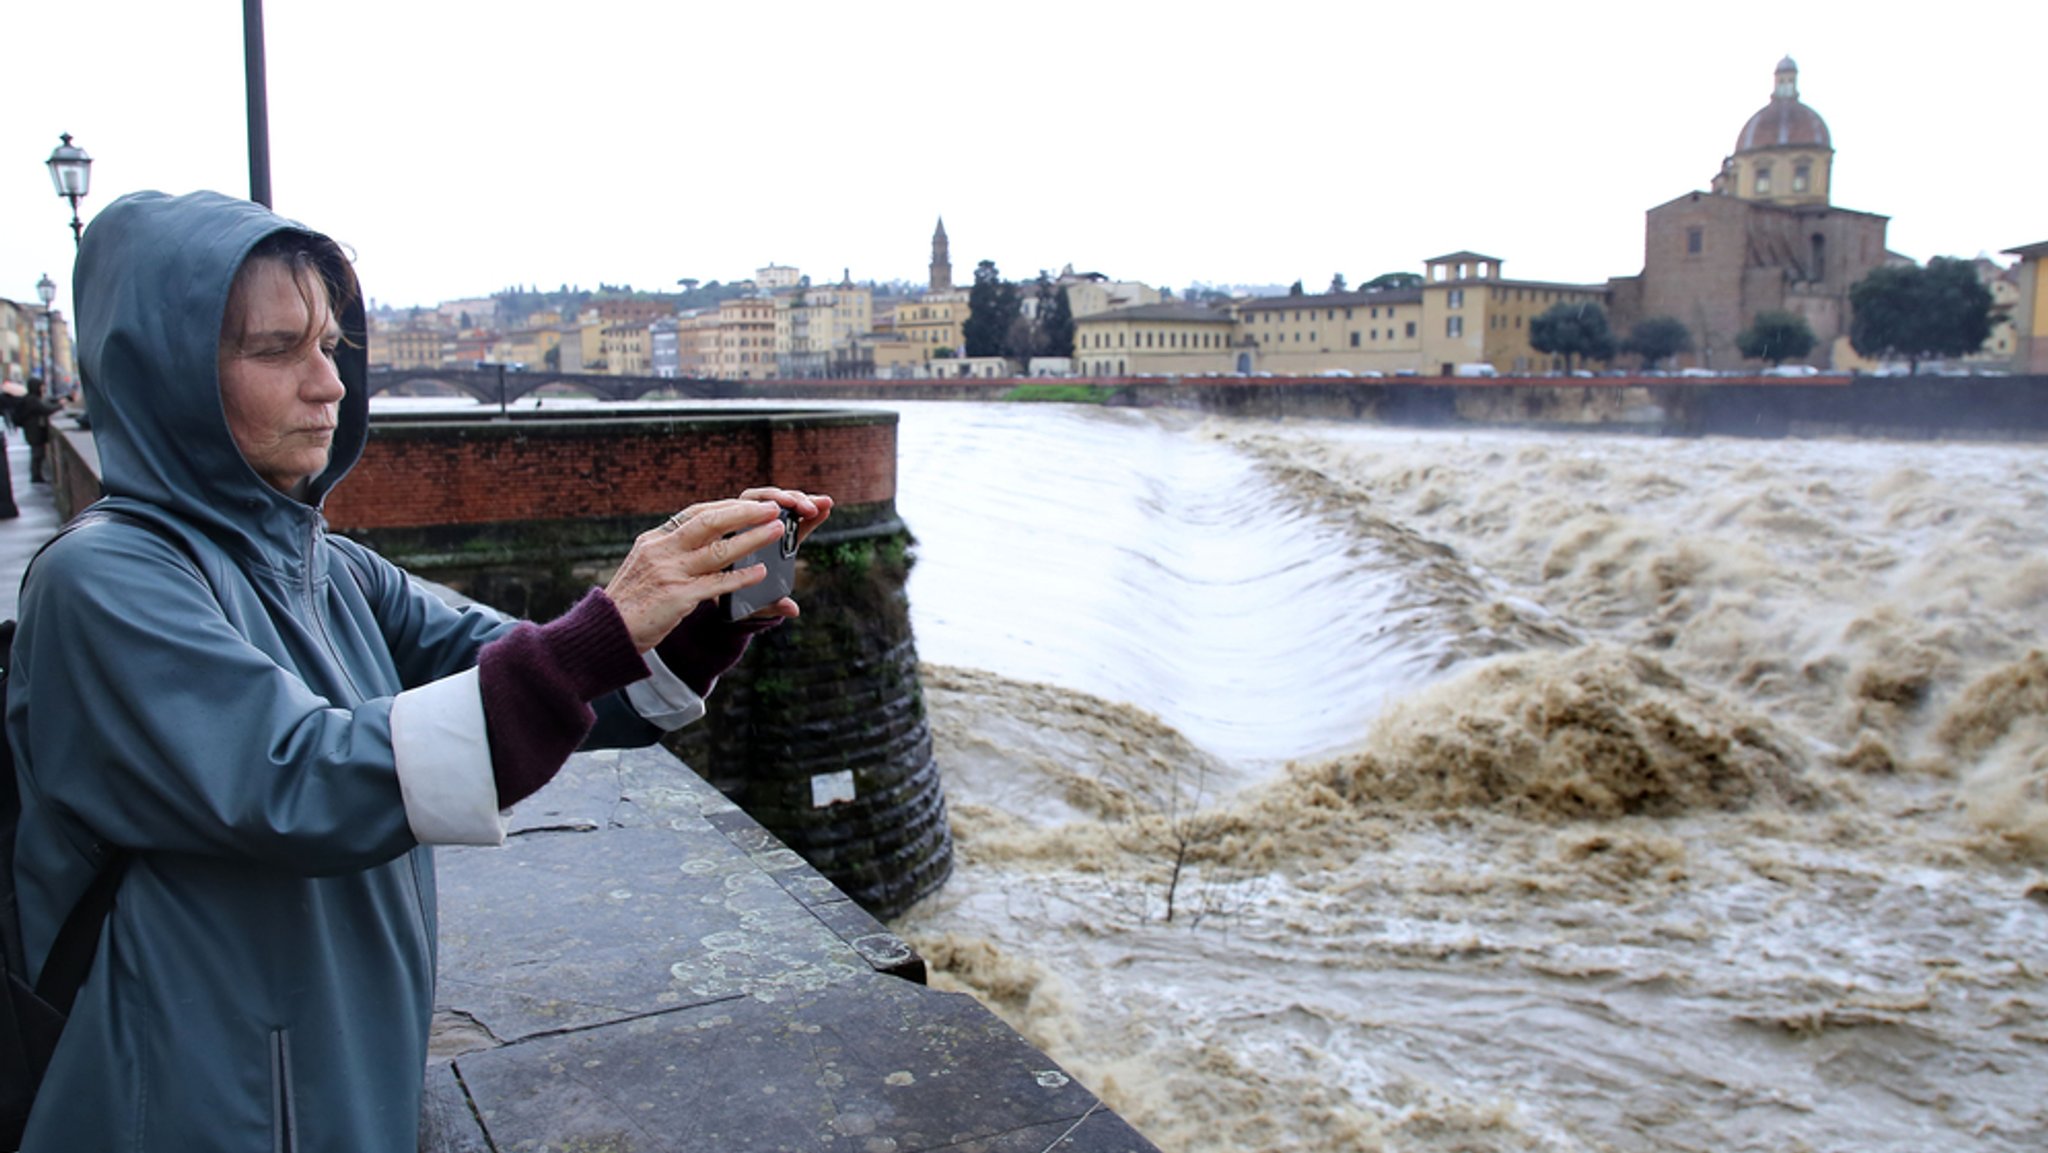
1609,58,1895,368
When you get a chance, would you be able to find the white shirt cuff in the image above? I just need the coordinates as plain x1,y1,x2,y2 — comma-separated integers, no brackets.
389,667,508,846
624,647,708,731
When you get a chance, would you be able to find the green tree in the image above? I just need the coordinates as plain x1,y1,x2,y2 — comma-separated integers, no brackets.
1329,273,1348,293
1036,273,1075,358
1622,316,1693,369
1363,271,1422,291
1736,310,1818,365
964,260,1020,358
1287,280,1305,297
1849,257,1995,373
1528,301,1616,372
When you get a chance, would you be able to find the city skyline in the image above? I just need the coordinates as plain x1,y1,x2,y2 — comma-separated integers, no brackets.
4,1,2043,316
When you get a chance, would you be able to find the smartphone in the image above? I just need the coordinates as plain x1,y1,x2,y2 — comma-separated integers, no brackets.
723,509,801,620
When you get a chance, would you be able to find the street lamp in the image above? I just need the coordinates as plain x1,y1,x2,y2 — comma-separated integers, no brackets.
35,274,56,383
46,133,93,248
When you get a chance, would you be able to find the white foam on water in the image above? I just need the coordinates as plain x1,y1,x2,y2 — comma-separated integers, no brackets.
881,405,2048,1153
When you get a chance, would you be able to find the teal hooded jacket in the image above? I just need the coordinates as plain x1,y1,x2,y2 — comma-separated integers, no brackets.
7,191,678,1150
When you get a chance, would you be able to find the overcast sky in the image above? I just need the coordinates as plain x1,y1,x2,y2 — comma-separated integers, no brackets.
5,1,2043,314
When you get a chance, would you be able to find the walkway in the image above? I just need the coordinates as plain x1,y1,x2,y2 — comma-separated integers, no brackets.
0,432,63,621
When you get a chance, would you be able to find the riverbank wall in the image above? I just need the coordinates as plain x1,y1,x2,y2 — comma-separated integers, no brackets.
711,373,2048,440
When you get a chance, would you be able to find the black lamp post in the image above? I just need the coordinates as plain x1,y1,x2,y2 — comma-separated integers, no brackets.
46,133,93,249
35,274,56,384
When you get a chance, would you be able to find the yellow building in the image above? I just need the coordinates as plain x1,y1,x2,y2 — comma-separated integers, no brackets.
716,298,777,380
1063,277,1162,319
2005,241,2048,374
1073,303,1237,376
1238,290,1422,375
600,320,650,375
374,325,449,370
1418,252,1609,374
779,283,875,377
888,295,969,361
490,326,562,370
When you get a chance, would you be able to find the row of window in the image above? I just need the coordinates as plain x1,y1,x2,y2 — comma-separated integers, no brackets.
1086,330,1227,350
1251,306,1403,323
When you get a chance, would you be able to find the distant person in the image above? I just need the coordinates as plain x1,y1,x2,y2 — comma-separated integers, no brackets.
14,376,62,485
0,382,18,518
6,189,833,1151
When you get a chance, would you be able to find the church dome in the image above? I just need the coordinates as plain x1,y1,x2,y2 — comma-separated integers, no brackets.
1734,56,1831,153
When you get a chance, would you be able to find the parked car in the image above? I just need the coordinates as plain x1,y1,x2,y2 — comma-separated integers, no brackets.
1453,363,1499,378
1762,364,1820,377
1678,367,1716,378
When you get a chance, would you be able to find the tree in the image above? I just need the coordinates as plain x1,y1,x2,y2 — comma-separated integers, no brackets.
1036,274,1075,358
963,260,1020,359
1849,257,1996,373
1528,301,1616,372
1329,273,1348,294
1623,316,1693,369
1736,310,1817,365
1287,280,1305,297
1363,271,1422,291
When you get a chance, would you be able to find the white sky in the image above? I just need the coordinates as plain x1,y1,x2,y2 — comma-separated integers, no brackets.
5,1,2043,314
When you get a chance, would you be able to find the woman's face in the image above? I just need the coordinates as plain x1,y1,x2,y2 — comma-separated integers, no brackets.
218,258,345,495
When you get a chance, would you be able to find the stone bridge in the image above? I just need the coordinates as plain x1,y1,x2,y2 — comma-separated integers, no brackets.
368,365,735,404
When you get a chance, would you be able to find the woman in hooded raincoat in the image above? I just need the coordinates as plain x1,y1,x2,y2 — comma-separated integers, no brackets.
6,190,830,1151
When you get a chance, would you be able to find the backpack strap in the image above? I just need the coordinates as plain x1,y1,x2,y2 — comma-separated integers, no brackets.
10,505,199,1011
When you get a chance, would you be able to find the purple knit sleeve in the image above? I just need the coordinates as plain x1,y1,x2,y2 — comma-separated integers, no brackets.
477,588,650,808
654,599,780,696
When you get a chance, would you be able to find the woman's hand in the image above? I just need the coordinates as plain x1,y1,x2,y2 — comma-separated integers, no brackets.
606,489,836,649
605,499,786,651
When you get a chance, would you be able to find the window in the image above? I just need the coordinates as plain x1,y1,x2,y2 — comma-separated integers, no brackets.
1345,309,1354,319
1687,226,1704,255
1793,162,1811,193
1406,321,1416,337
1755,166,1772,196
1447,289,1464,309
1350,332,1360,347
1447,317,1463,338
1371,307,1379,319
1810,233,1826,280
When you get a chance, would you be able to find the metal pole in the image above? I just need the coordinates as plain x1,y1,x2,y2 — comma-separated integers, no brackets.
243,0,273,207
66,195,84,248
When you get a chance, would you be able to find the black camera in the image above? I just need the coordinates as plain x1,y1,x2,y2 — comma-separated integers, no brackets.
723,508,801,620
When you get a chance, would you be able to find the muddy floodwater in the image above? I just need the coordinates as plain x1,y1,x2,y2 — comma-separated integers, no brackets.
878,402,2048,1153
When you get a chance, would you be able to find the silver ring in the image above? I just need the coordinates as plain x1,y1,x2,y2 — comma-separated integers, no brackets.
664,513,688,532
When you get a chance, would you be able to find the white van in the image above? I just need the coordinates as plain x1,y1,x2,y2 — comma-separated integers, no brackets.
1453,363,1499,378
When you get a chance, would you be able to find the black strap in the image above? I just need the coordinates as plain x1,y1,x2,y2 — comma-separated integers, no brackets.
14,506,195,1014
29,854,126,1014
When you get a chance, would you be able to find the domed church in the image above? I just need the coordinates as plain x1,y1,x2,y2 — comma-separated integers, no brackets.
1608,58,1896,368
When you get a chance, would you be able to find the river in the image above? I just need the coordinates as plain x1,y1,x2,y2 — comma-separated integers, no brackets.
878,402,2048,1153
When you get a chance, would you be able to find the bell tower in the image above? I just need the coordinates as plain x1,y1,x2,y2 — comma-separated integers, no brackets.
929,217,952,293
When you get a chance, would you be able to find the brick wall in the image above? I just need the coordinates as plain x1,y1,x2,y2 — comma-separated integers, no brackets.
324,411,896,532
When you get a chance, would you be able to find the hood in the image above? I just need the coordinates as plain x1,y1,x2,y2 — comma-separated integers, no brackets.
74,190,369,554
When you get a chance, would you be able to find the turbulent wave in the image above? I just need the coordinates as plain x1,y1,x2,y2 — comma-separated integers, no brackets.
884,405,2048,1153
